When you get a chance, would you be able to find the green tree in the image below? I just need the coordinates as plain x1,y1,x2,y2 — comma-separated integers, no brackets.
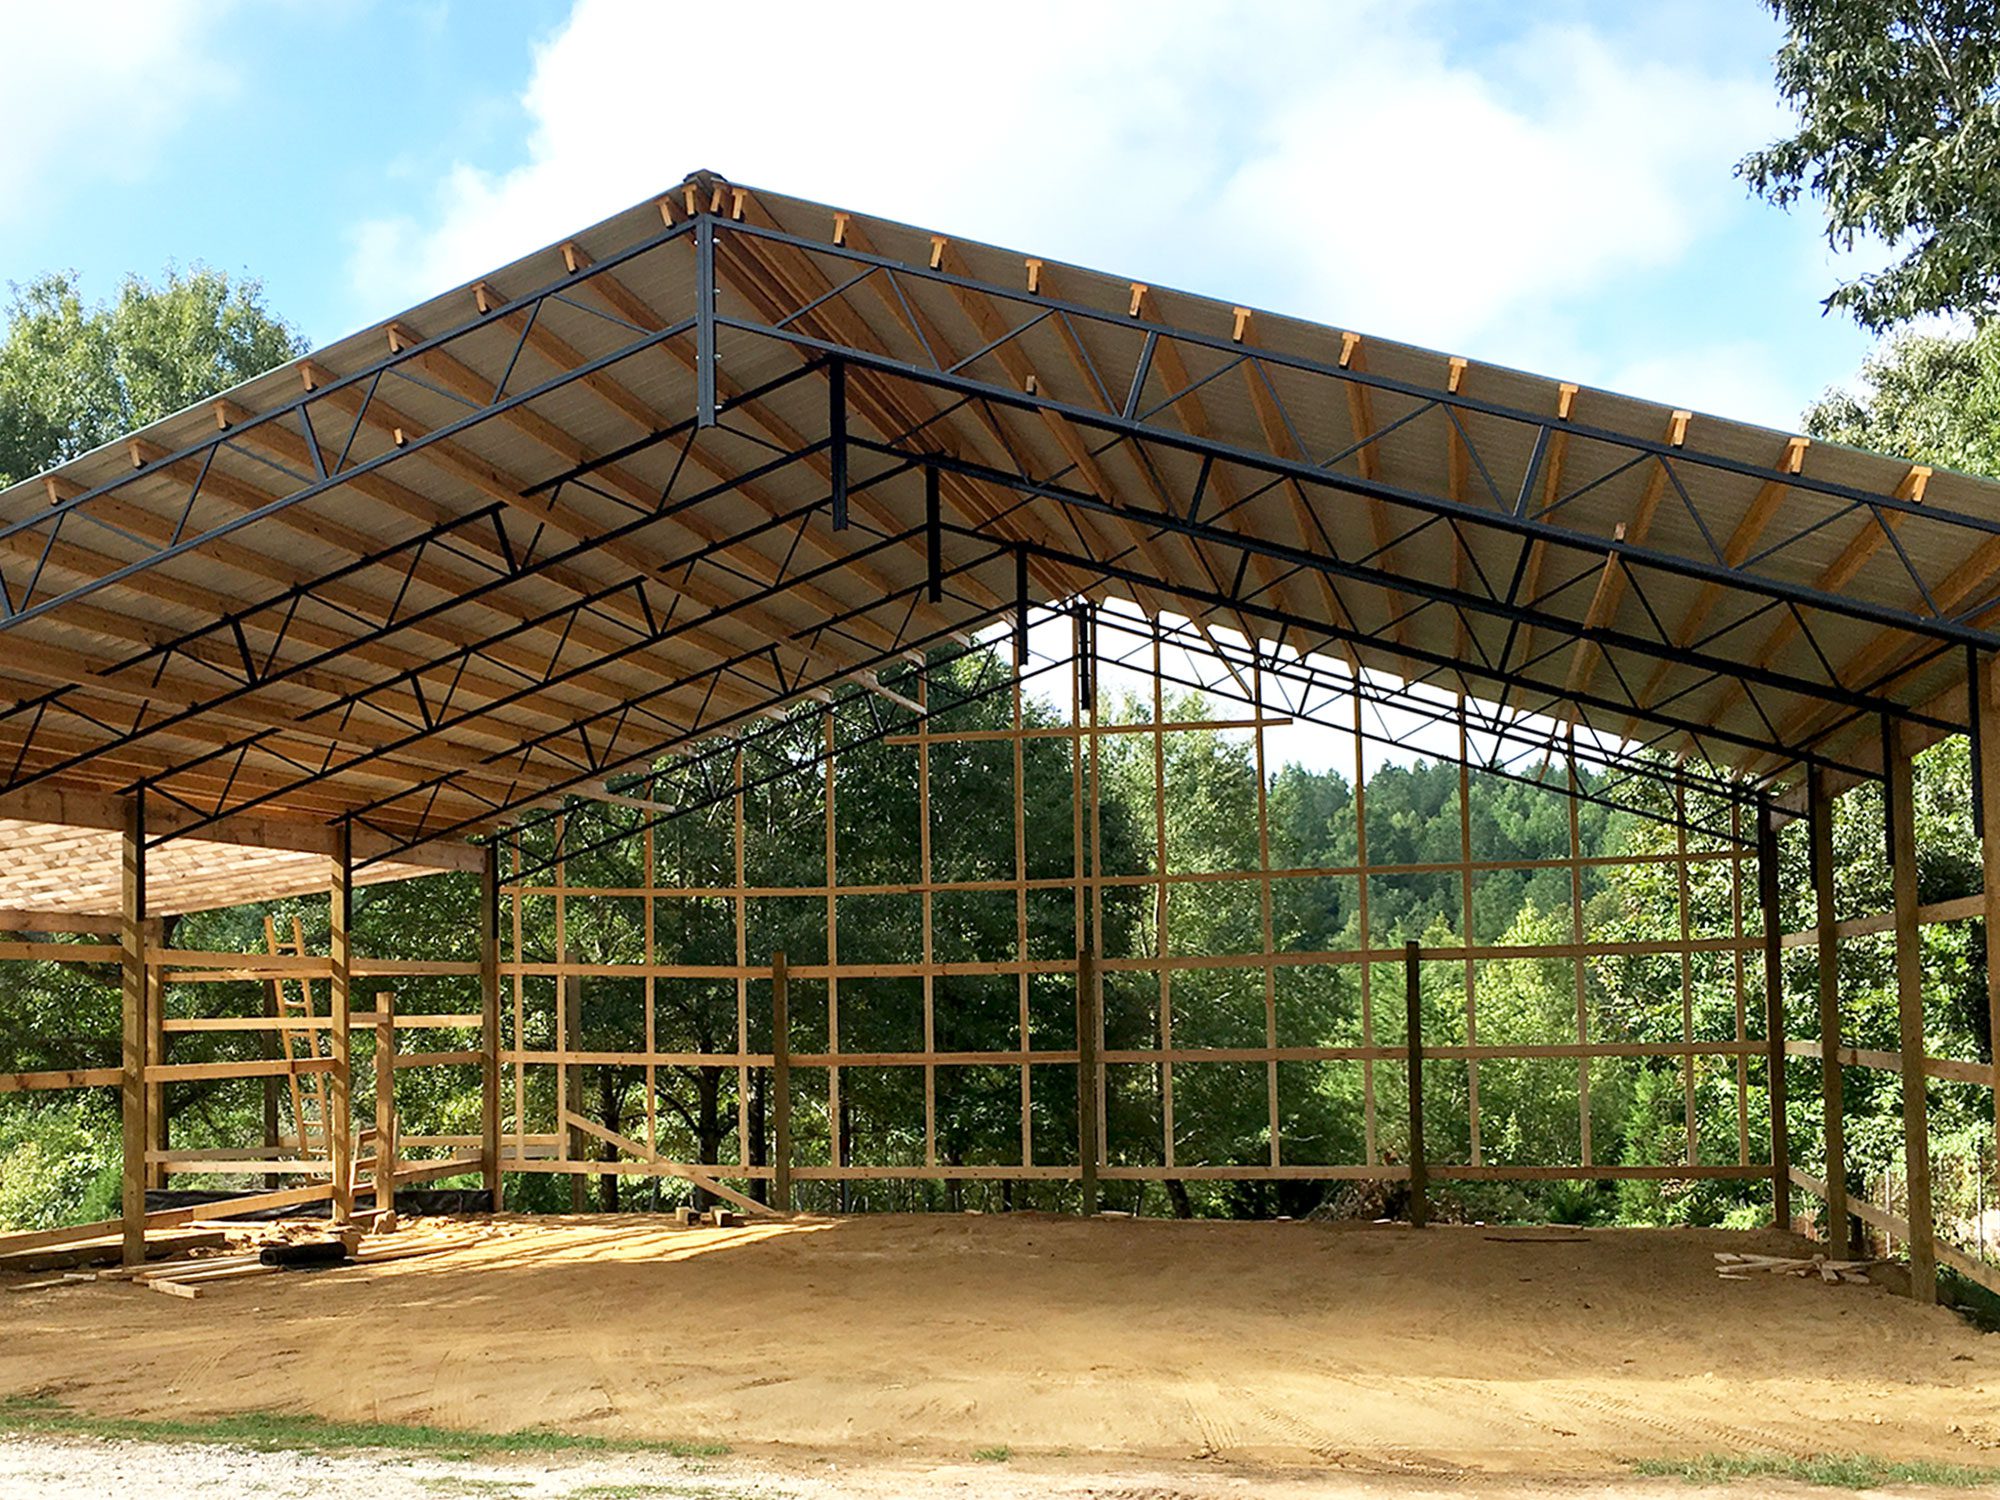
1742,0,2000,328
0,266,303,486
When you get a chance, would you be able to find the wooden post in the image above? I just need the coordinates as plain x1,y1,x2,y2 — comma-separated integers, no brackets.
1887,726,1938,1302
143,919,165,1190
1808,764,1852,1254
119,794,148,1267
1980,658,2000,1226
1404,940,1427,1229
480,841,502,1211
372,988,397,1225
1077,947,1099,1216
1758,803,1790,1229
261,954,281,1191
328,821,355,1226
771,950,791,1212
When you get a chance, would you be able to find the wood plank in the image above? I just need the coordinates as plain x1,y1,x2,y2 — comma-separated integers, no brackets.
480,841,503,1211
1809,764,1852,1254
1077,949,1099,1214
772,950,791,1212
1760,804,1789,1227
119,797,146,1267
328,824,355,1225
1406,940,1427,1228
1888,728,1938,1302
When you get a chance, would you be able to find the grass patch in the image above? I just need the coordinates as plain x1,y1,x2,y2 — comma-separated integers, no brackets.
1634,1453,2000,1489
972,1445,1012,1463
0,1395,727,1461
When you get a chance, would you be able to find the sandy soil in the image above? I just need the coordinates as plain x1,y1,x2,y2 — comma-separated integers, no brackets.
4,1433,1995,1499
1,1213,1997,1479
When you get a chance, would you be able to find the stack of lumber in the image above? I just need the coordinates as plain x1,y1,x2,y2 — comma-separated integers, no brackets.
1715,1250,1878,1284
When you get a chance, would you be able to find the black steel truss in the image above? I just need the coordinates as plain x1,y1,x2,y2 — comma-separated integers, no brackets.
5,183,1991,856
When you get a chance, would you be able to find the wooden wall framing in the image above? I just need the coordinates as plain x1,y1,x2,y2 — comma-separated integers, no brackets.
487,626,1779,1203
0,620,1994,1310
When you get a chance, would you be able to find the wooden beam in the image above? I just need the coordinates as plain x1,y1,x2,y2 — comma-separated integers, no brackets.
328,822,355,1224
1887,725,1938,1301
771,949,791,1213
119,796,147,1267
1076,947,1099,1215
1405,939,1427,1229
1808,763,1852,1254
372,986,397,1219
481,841,503,1211
1983,658,2000,1229
1758,803,1789,1228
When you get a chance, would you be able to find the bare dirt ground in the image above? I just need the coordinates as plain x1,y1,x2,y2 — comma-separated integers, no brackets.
1,1212,1997,1484
1,1432,1991,1499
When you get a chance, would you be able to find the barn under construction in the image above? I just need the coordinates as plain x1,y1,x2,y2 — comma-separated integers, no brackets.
2,169,2000,1471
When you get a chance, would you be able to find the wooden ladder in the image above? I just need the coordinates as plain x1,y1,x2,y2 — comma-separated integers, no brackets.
265,915,332,1166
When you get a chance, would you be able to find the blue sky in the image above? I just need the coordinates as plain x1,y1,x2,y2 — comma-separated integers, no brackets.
5,0,1881,433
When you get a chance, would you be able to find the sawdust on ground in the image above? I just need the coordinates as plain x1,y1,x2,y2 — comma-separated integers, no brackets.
1,1212,1996,1479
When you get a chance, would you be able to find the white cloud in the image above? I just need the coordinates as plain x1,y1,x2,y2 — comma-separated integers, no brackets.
343,0,1779,377
0,1,240,243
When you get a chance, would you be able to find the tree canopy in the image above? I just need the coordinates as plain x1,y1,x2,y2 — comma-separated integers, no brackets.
1742,0,2000,329
0,266,303,488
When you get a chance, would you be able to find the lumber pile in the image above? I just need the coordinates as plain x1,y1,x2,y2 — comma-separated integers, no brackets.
1715,1251,1879,1284
0,1218,488,1301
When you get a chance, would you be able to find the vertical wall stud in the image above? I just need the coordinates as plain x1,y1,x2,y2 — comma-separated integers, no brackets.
328,819,355,1225
480,840,503,1211
1808,763,1851,1254
1888,725,1938,1302
1758,801,1790,1229
119,792,148,1266
1077,948,1100,1216
1980,657,2000,1221
372,988,397,1224
771,950,791,1212
1404,939,1427,1229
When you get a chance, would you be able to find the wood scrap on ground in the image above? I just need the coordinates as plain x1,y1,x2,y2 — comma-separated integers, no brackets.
1714,1250,1880,1284
4,1272,93,1294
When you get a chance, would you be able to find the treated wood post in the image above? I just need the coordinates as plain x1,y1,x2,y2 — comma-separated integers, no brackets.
119,794,149,1267
1808,764,1852,1254
1758,803,1790,1229
771,950,791,1212
1077,948,1100,1216
480,841,502,1211
328,821,355,1225
1404,940,1427,1229
373,988,397,1224
1887,726,1938,1302
143,918,166,1190
1980,658,2000,1230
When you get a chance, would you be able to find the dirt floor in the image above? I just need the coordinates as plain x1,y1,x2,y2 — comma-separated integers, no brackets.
2,1212,1998,1482
3,1433,1994,1500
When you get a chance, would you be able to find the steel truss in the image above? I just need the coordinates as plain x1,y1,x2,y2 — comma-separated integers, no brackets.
3,184,1988,856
